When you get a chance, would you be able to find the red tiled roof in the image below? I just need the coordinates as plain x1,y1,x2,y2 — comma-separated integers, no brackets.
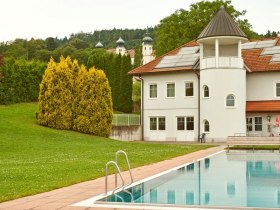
246,100,280,112
242,37,280,72
128,37,280,75
128,40,199,75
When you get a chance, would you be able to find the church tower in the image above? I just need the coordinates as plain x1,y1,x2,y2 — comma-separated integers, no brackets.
197,6,248,141
142,29,154,65
116,37,126,56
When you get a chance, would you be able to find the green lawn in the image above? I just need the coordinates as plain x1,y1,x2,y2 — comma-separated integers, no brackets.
0,103,214,202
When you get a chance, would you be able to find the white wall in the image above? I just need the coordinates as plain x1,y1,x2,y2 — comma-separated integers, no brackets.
247,72,280,101
142,72,199,141
200,68,246,141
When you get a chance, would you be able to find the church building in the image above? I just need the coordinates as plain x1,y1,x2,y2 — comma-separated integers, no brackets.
128,6,280,142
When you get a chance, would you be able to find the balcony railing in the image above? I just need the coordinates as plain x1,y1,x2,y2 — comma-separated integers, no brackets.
201,57,243,69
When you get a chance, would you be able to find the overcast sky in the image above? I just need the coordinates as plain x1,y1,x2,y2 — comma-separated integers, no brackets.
1,0,279,42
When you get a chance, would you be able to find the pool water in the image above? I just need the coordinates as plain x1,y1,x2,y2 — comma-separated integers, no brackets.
98,151,280,208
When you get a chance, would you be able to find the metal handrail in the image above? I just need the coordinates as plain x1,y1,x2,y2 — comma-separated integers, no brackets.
105,161,124,194
115,150,134,188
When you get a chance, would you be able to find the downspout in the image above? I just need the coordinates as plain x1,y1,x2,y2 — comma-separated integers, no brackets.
195,70,200,142
139,75,144,141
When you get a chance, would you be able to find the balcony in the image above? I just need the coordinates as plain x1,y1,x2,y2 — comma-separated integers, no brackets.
201,57,243,69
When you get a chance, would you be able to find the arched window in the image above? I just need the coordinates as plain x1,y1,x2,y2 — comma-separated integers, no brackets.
203,85,209,98
226,94,235,107
204,120,210,132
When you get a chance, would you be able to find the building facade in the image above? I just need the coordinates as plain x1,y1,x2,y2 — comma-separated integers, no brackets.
129,7,280,142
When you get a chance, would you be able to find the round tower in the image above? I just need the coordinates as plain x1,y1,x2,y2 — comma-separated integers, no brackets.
197,6,248,141
116,37,126,56
142,29,154,65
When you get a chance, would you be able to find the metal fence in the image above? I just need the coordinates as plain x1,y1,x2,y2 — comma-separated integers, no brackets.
112,114,141,126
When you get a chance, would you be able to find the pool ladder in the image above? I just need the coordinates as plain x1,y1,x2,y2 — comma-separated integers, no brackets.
105,150,134,201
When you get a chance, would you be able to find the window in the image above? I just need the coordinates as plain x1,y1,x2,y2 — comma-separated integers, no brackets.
177,117,185,130
150,189,157,203
276,83,280,97
203,85,209,98
246,117,253,131
150,117,165,131
226,94,235,107
186,117,194,130
185,82,194,96
150,117,157,130
166,83,175,98
167,190,175,204
255,117,262,131
177,117,194,131
149,84,157,98
186,192,194,205
158,117,166,130
204,120,210,132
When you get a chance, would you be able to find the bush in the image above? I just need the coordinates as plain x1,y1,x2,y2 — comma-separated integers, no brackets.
0,57,46,104
38,57,113,137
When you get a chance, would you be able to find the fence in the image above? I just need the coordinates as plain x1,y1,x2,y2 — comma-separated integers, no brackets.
112,114,141,126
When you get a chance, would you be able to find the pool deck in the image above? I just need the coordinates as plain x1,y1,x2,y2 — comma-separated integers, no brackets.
0,145,225,210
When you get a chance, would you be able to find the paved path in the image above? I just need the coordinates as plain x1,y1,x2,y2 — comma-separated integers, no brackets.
0,146,225,210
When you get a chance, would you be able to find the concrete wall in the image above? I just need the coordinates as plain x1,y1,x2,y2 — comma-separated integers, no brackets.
110,125,142,141
247,72,280,101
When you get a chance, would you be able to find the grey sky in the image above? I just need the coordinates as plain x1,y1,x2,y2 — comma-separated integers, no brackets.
1,0,279,42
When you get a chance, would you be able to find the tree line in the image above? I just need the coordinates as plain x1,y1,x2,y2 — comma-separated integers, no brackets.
1,0,279,108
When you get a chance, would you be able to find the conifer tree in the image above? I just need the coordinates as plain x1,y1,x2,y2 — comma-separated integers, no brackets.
111,54,122,110
73,67,113,137
118,55,133,112
38,56,73,130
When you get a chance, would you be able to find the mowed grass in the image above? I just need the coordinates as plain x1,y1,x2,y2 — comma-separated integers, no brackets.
0,103,213,202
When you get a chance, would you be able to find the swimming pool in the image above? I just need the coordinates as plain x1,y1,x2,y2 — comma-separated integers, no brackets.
75,150,280,209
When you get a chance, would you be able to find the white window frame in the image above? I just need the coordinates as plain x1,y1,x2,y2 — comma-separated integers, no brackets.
177,116,194,131
203,85,209,98
225,94,236,108
149,116,166,131
166,82,176,98
149,83,157,99
275,81,280,98
185,81,194,97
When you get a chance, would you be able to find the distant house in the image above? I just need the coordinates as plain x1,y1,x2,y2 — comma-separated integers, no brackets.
128,6,280,142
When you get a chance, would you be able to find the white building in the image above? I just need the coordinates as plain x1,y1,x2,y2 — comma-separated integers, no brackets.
129,7,280,142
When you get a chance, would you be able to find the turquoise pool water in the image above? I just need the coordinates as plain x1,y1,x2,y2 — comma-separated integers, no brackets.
99,151,280,208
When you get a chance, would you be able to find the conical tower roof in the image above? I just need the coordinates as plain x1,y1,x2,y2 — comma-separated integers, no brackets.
197,6,247,40
116,37,125,45
95,41,103,48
